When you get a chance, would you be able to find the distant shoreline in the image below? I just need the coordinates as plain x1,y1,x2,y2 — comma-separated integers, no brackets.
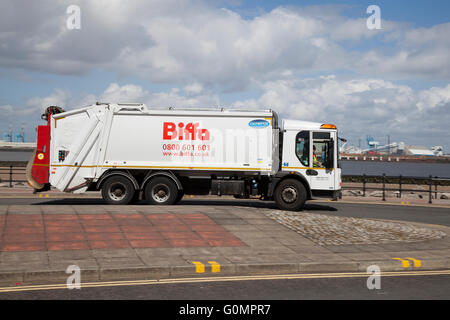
340,154,450,163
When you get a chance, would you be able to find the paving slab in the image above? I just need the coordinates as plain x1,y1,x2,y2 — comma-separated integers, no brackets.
0,203,449,287
285,245,333,254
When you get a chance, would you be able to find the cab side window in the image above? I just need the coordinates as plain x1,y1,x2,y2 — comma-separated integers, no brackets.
313,132,334,168
295,131,309,166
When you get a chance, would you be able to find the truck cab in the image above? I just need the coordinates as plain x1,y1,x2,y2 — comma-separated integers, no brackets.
270,120,341,210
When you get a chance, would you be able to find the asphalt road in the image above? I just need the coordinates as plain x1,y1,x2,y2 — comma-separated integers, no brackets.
1,197,449,226
0,197,449,300
0,273,449,300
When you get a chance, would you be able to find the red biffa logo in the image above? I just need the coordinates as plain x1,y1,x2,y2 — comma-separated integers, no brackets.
163,122,210,141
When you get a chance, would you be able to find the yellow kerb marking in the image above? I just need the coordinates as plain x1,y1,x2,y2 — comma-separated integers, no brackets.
393,258,410,268
405,258,422,268
192,261,205,273
208,261,221,273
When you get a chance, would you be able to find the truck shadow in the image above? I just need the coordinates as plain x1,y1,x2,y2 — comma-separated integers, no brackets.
32,198,337,211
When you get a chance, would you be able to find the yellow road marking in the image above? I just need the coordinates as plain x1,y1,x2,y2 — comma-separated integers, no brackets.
192,261,205,273
1,270,450,293
393,258,410,268
208,261,221,273
392,257,422,268
405,258,422,268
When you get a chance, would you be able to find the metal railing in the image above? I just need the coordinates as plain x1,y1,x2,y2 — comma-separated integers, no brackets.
342,174,450,204
0,165,28,187
1,165,449,204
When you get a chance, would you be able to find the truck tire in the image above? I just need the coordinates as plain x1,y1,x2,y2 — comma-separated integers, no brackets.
274,179,306,211
175,190,184,204
145,177,178,205
101,176,136,205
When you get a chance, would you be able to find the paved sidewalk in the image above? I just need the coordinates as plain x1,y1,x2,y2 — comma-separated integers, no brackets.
0,203,450,286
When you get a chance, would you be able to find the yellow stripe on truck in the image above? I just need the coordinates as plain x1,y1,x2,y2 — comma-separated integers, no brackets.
282,166,334,171
50,164,271,171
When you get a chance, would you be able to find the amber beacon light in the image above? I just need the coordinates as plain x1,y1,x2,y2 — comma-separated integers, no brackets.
320,124,337,129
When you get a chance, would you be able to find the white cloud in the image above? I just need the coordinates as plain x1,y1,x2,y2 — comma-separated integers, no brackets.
417,84,450,111
80,82,218,109
1,1,449,149
2,0,447,87
231,75,450,148
23,89,71,116
2,78,449,150
184,82,204,95
358,22,450,79
0,105,13,115
100,83,148,103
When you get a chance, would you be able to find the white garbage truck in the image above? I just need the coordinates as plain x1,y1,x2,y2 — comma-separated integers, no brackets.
27,103,342,210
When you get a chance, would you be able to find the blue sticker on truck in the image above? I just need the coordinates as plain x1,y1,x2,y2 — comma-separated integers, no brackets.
249,119,270,128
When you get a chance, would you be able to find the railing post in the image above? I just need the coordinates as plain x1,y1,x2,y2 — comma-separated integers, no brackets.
429,175,432,204
382,173,386,201
362,174,366,197
435,176,438,200
9,165,13,188
399,174,402,198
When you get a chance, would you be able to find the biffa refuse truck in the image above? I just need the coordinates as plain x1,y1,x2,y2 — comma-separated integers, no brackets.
27,103,342,211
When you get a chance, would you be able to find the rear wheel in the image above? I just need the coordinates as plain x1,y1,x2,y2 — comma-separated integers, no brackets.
101,176,136,205
274,179,307,211
145,177,178,205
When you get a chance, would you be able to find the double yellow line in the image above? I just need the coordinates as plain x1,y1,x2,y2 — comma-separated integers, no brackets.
1,270,450,293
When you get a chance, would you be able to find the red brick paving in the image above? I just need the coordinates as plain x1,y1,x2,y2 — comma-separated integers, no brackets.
0,213,244,252
2,242,46,252
47,241,89,251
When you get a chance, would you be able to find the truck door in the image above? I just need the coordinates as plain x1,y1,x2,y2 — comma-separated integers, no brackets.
281,130,311,185
309,131,336,190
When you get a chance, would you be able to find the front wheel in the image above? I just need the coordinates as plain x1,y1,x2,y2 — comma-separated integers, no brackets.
145,177,179,205
274,179,307,211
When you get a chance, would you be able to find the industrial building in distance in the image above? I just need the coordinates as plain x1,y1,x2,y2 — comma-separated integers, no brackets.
339,136,447,162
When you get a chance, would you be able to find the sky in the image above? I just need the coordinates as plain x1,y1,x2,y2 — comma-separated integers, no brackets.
0,0,449,151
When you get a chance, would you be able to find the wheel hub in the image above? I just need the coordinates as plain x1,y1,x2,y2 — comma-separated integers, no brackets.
281,186,297,203
152,184,170,203
109,183,127,201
